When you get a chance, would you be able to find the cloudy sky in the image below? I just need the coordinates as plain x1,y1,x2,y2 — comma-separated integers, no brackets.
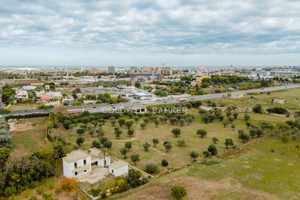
0,0,299,67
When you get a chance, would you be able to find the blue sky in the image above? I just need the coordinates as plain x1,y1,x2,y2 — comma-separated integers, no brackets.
0,0,299,67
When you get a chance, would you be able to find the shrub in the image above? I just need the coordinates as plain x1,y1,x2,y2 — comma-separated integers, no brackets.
42,193,52,200
44,178,56,190
29,195,38,200
60,178,77,193
161,159,169,167
100,189,107,199
267,107,288,114
253,104,263,113
36,186,44,195
201,158,221,165
208,144,218,155
143,142,151,151
281,136,289,143
21,189,32,198
145,162,158,174
90,187,101,197
212,137,219,144
171,186,187,200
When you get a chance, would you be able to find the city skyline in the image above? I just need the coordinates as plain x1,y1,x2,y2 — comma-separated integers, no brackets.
0,0,300,66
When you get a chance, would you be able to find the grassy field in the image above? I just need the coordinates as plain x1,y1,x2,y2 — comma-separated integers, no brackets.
49,110,292,176
7,104,37,111
108,138,300,200
10,117,48,154
213,88,300,111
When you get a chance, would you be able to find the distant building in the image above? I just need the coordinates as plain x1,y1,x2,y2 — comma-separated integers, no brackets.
160,67,173,75
90,67,101,74
62,98,74,105
132,92,152,100
15,90,28,100
21,86,36,91
108,66,115,74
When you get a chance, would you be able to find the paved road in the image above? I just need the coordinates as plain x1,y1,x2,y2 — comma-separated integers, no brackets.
3,84,300,117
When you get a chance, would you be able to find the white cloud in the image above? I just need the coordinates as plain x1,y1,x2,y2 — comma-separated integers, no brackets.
0,0,299,65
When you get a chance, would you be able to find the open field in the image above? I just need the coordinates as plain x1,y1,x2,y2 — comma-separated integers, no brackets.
49,111,292,175
10,117,48,154
213,87,300,111
108,138,300,200
7,104,37,111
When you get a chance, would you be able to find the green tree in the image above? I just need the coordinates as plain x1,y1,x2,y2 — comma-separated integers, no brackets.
130,154,140,165
134,116,139,123
238,132,250,143
161,159,168,167
233,112,239,119
118,119,125,127
88,129,95,137
152,138,159,147
1,88,16,104
295,118,300,129
231,124,235,131
126,169,142,188
197,129,207,138
223,120,229,128
110,117,116,126
164,142,173,152
76,137,85,146
202,114,211,124
244,114,250,122
190,151,199,162
143,142,150,151
253,104,263,113
96,128,105,137
212,137,219,144
103,140,112,149
154,120,159,127
76,128,84,135
120,148,128,159
115,129,123,138
179,119,185,126
171,186,187,200
225,138,235,148
171,128,181,137
0,147,11,168
91,140,101,149
125,141,132,150
127,128,134,137
141,122,146,130
125,120,133,129
208,144,218,155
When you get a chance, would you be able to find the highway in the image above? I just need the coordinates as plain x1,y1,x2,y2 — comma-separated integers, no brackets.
3,84,300,117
